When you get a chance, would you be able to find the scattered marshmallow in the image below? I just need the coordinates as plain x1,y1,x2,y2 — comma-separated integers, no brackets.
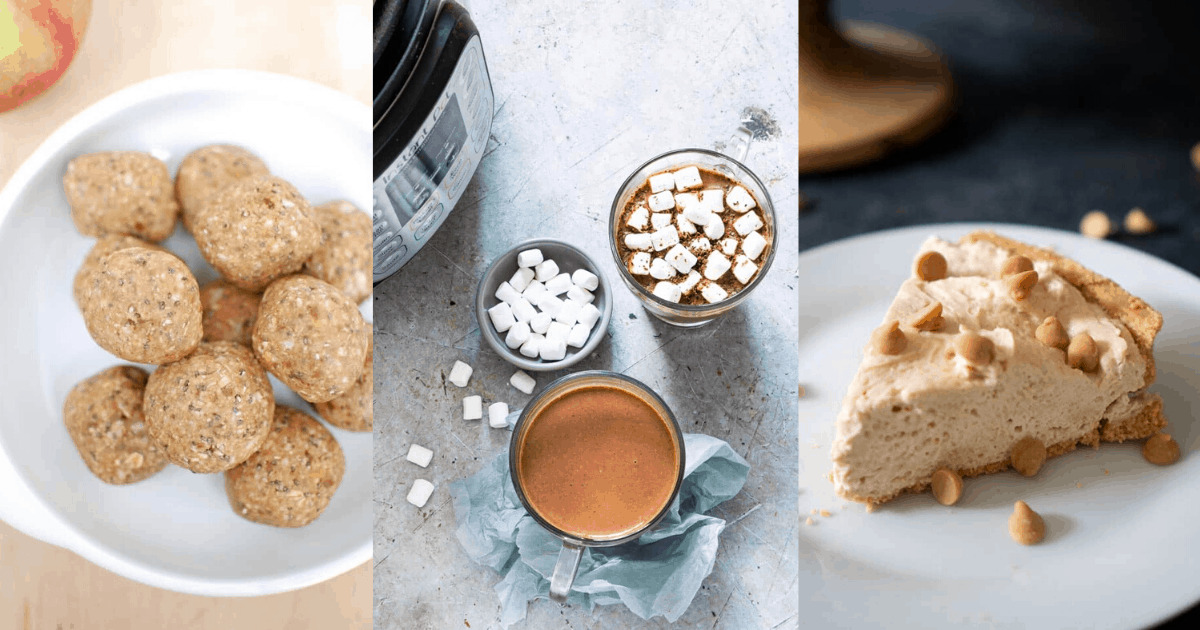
567,323,591,348
530,311,553,334
699,189,724,213
556,299,582,326
545,273,573,296
505,321,531,349
743,231,767,261
566,286,594,304
704,251,731,280
540,338,567,361
520,334,543,358
733,212,764,236
510,370,536,394
487,302,516,333
720,238,739,256
572,269,599,291
673,166,703,191
688,237,712,253
732,254,759,284
509,267,535,292
650,257,677,280
665,243,698,274
534,259,560,282
488,402,509,429
577,302,602,329
703,217,725,240
495,281,522,305
653,281,682,302
648,191,675,212
463,395,483,420
682,204,713,226
678,271,702,294
650,225,680,251
535,293,564,318
627,205,650,230
726,185,756,212
545,319,569,343
701,282,729,303
648,172,675,193
517,249,543,268
511,297,538,322
406,444,433,468
629,252,652,275
625,233,653,250
407,479,434,508
651,212,674,230
522,280,548,302
449,361,473,387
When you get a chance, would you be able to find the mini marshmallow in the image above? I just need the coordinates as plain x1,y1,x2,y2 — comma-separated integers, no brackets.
673,166,703,191
626,205,650,230
648,172,675,193
653,281,683,302
406,444,433,468
682,204,713,226
463,394,483,420
704,251,731,280
650,257,677,280
625,233,653,250
488,402,509,429
487,302,516,333
726,185,756,212
743,231,767,260
535,293,564,318
733,211,764,236
704,217,725,240
699,189,724,213
665,243,698,273
511,297,538,322
546,321,571,344
530,311,553,334
522,280,548,302
546,273,573,296
505,321,531,349
651,225,680,251
651,212,673,230
648,190,675,212
407,479,434,508
689,237,712,253
449,360,473,387
519,333,544,358
567,323,591,348
534,259,560,282
676,213,697,235
495,281,522,305
566,285,594,304
556,299,582,326
732,254,758,284
517,248,543,268
721,238,739,256
577,302,601,328
540,338,567,361
509,267,535,292
678,271,702,294
629,252,652,275
674,192,700,211
571,269,599,291
701,282,729,304
510,370,536,394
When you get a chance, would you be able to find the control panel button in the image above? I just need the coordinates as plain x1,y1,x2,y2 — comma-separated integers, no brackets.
414,204,445,241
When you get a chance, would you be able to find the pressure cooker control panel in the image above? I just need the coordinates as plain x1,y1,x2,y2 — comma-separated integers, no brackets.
373,35,493,282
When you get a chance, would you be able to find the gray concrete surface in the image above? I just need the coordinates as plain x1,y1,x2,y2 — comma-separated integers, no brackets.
373,1,800,628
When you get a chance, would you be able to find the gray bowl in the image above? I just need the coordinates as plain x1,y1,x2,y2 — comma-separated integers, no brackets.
476,239,612,371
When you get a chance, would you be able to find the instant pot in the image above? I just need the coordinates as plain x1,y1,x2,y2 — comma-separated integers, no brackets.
373,0,494,283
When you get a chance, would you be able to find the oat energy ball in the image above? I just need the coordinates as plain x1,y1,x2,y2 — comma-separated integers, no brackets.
304,200,372,304
144,342,275,473
63,151,179,242
253,275,368,403
225,406,345,527
192,175,322,291
63,366,168,485
73,234,160,307
200,280,261,346
78,247,203,364
314,324,373,432
175,144,270,230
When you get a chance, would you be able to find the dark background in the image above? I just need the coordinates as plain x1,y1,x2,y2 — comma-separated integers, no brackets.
801,1,1200,627
801,0,1200,278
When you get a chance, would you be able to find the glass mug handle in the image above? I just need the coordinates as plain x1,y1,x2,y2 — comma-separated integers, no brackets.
726,125,753,163
549,541,584,603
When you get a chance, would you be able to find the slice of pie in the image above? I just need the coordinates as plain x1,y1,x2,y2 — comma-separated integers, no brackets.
830,231,1165,506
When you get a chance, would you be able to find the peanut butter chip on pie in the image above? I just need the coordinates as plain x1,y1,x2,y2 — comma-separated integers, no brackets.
955,333,993,365
873,321,907,355
1008,501,1045,545
914,251,947,281
1011,436,1047,476
1067,332,1099,372
1001,255,1033,277
1142,433,1180,466
909,302,944,332
1035,316,1070,350
1007,269,1039,301
931,468,963,506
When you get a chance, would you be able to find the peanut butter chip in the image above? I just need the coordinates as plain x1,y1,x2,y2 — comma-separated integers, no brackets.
1001,255,1033,277
1007,269,1039,301
909,302,944,332
915,251,947,281
955,333,994,365
1035,316,1070,351
1011,437,1047,476
1123,208,1156,235
873,320,907,355
931,468,963,505
1080,210,1113,239
1142,433,1180,466
1008,501,1045,545
1067,332,1099,372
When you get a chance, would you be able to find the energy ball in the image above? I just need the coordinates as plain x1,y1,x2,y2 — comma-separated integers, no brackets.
175,144,270,231
63,366,168,485
191,175,322,291
144,342,275,473
73,234,160,307
225,406,345,528
77,247,203,364
63,151,179,241
253,275,367,403
314,324,373,432
304,200,371,304
199,279,261,346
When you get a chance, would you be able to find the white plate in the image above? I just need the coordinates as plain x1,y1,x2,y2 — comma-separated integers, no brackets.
0,70,371,597
798,223,1200,628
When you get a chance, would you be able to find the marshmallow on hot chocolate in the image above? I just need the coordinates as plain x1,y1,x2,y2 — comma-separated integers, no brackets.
699,189,724,214
648,172,675,193
733,212,764,236
673,166,703,191
626,205,650,230
674,192,699,211
720,238,738,256
653,281,683,302
688,237,712,253
682,204,713,226
649,257,677,280
704,251,731,280
732,254,759,284
665,243,698,274
701,282,729,303
651,225,680,251
651,212,674,230
648,191,675,212
629,252,652,275
676,213,697,235
517,248,543,268
488,302,516,333
726,185,756,213
678,271,702,294
742,231,767,261
625,232,652,250
703,217,725,240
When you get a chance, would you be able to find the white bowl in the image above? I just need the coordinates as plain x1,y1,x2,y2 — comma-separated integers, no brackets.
0,70,371,597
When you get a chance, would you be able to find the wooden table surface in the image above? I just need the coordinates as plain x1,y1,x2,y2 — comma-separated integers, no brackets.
0,1,371,627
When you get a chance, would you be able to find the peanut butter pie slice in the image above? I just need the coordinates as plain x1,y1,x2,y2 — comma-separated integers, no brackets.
830,231,1165,506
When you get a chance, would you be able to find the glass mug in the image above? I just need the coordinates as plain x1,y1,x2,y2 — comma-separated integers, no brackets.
508,371,686,603
608,128,778,327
